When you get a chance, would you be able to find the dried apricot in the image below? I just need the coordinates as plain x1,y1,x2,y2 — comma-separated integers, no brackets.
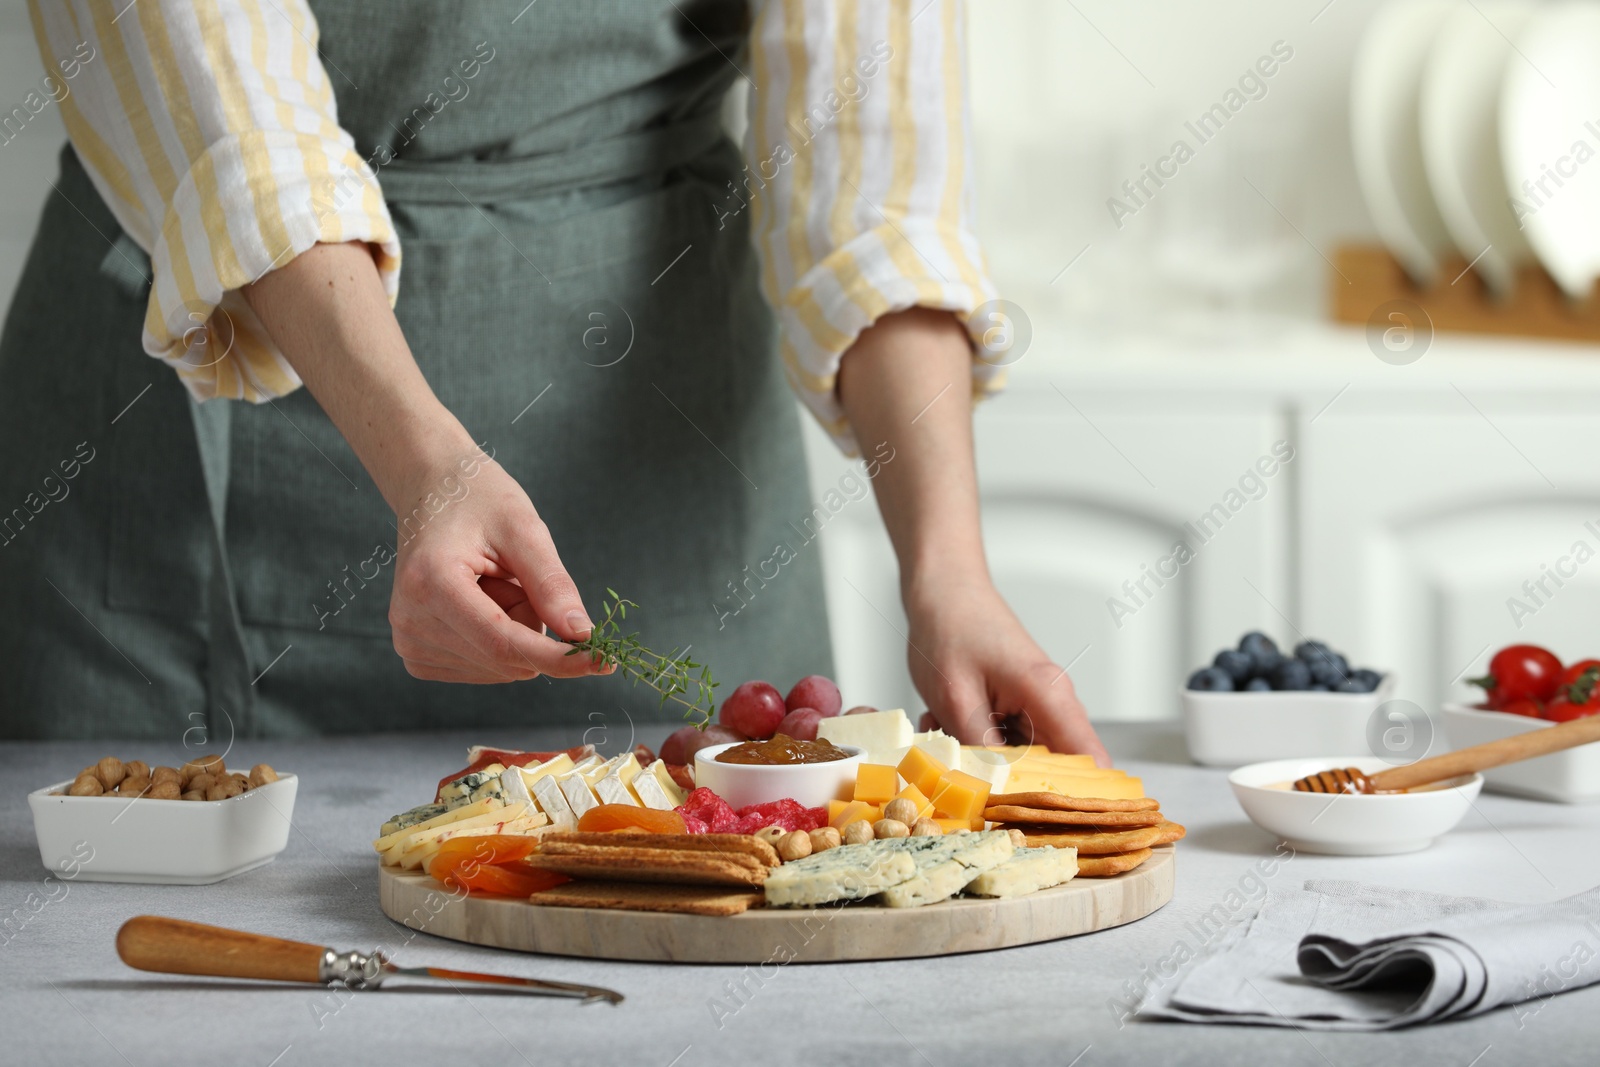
577,804,687,834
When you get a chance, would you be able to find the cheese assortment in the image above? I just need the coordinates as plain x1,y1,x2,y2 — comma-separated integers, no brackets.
375,747,688,871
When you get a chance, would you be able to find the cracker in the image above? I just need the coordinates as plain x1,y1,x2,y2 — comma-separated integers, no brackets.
538,841,769,874
529,881,764,916
525,849,769,887
1074,848,1152,877
541,832,779,868
1149,820,1186,846
983,805,1164,828
1018,824,1165,855
987,791,1160,813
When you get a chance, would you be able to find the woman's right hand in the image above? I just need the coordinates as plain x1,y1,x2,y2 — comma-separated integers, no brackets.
387,448,611,683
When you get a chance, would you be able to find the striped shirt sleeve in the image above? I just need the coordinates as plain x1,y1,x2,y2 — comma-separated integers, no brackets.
27,0,399,403
745,0,1001,455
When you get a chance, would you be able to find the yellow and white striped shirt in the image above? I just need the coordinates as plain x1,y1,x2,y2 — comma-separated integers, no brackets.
28,0,999,454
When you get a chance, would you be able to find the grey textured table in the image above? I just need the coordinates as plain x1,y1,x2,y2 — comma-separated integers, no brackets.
3,723,1596,1067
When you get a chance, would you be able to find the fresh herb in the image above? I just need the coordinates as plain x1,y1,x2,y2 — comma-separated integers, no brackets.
565,589,717,729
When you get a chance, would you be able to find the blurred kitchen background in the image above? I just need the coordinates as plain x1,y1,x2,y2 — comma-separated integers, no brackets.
4,1,1599,722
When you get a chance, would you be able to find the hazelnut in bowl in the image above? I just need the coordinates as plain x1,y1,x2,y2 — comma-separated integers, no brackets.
693,736,863,809
28,754,297,884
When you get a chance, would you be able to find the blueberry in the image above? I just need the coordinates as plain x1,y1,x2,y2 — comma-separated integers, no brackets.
1269,658,1312,691
1334,679,1367,693
1244,677,1272,692
1350,668,1382,692
1212,649,1254,684
1238,632,1281,673
1308,683,1330,692
1294,640,1331,663
1307,658,1345,688
1187,667,1235,691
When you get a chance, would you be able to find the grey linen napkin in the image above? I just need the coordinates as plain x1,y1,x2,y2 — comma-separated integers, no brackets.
1137,880,1600,1030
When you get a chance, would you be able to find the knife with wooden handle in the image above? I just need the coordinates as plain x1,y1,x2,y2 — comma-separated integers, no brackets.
116,916,623,1004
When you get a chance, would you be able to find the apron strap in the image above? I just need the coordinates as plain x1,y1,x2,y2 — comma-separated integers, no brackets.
374,111,728,204
188,395,256,734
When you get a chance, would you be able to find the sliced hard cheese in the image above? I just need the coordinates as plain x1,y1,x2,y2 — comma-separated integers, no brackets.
816,708,913,766
1005,770,1145,799
398,810,547,870
381,802,524,865
530,773,577,830
373,796,503,853
379,802,448,838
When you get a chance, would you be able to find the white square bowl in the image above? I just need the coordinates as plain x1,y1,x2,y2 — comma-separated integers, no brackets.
27,773,298,884
1181,675,1395,767
1440,705,1600,804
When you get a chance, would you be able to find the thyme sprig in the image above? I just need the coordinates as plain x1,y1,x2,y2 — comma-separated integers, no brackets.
565,589,717,729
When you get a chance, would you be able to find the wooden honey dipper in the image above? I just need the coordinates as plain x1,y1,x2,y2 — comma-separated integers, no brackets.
1293,712,1600,793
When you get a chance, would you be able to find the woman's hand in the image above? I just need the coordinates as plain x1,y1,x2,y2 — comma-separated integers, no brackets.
244,242,608,682
905,572,1109,766
387,450,611,683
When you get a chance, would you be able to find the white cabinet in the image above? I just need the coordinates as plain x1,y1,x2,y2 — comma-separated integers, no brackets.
804,321,1600,722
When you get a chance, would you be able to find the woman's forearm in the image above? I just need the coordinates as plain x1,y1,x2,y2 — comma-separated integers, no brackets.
836,307,990,604
241,241,479,512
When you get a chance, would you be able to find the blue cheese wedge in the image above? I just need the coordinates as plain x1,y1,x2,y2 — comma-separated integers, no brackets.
763,836,957,907
877,830,1015,908
373,797,503,853
964,846,1078,898
379,802,448,837
438,764,508,807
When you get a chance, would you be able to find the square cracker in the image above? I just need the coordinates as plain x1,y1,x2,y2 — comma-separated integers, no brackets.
983,805,1164,828
542,832,779,867
987,792,1159,813
530,881,764,916
526,848,769,887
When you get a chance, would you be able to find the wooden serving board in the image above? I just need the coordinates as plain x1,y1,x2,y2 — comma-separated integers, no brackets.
378,847,1174,963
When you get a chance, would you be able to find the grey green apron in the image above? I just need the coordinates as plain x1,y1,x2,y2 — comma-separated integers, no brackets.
0,0,833,740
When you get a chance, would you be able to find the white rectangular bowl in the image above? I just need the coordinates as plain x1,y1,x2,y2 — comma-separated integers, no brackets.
28,773,298,884
1181,676,1395,767
1440,705,1600,804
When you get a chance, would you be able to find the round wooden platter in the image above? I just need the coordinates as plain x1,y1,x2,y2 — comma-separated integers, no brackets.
378,847,1174,963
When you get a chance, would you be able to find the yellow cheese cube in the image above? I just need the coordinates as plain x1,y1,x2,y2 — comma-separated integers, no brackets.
891,783,934,821
853,764,900,805
931,770,991,821
898,746,948,797
930,817,986,834
829,800,881,829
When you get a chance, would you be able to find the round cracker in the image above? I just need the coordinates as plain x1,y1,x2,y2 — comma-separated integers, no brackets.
987,791,1160,813
1075,848,1152,877
1019,824,1165,855
983,804,1164,828
1150,820,1186,846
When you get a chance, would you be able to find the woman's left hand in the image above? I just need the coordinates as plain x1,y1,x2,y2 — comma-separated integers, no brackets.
905,572,1110,766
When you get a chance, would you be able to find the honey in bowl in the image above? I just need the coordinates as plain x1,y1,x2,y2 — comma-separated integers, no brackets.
713,734,852,766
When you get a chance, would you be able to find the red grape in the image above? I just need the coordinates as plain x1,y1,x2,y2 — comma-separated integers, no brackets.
785,674,842,717
660,723,745,765
775,708,824,741
844,705,879,716
719,681,787,740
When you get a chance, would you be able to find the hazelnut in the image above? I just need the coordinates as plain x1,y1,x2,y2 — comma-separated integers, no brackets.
180,790,206,802
911,818,943,837
149,780,182,800
882,798,919,825
1008,828,1027,849
68,775,104,797
808,827,842,853
776,830,813,862
754,825,787,846
182,754,225,783
872,818,910,839
151,766,183,786
95,756,126,790
206,778,244,801
187,773,217,795
123,760,151,781
843,821,875,845
118,776,151,796
248,764,279,788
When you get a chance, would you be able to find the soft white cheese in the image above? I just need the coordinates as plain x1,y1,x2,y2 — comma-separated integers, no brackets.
815,708,914,766
530,774,576,830
558,773,599,820
958,746,1013,793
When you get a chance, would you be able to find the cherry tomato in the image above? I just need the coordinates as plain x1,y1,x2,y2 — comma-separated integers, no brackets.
1559,659,1600,690
1500,697,1545,718
1470,645,1564,706
1544,665,1600,722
